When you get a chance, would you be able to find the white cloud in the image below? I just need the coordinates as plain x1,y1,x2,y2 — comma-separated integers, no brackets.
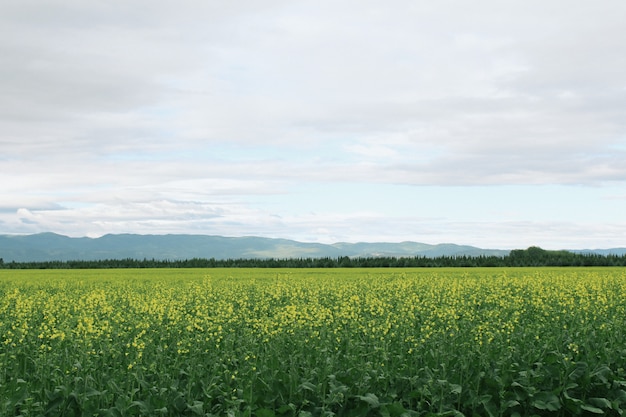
2,0,626,247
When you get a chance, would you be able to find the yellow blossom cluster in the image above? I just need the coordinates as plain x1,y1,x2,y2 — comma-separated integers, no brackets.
1,267,625,376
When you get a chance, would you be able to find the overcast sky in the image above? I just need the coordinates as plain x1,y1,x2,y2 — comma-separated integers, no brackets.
2,0,626,249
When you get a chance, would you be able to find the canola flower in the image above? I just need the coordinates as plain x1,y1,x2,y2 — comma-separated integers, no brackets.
0,267,625,416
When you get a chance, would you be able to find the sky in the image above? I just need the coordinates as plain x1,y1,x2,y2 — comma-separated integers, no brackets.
2,0,626,250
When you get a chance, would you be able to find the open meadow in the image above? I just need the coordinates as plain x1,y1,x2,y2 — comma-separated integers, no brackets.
1,267,626,416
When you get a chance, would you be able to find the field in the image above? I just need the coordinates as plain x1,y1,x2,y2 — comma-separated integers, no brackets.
1,268,626,416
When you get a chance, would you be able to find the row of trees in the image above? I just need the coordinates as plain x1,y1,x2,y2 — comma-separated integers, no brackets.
1,247,625,269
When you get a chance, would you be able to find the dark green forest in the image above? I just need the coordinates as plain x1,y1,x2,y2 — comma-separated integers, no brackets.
1,246,625,269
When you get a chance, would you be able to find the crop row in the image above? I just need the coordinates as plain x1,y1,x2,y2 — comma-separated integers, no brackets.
1,268,626,416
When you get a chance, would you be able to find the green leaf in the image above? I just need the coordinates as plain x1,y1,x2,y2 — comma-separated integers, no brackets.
298,382,316,392
187,401,204,415
85,387,103,397
589,397,611,408
480,395,497,417
532,392,561,411
381,401,408,417
97,408,123,417
581,404,604,414
591,366,612,384
563,390,583,414
277,404,296,414
569,362,588,381
130,400,150,414
357,393,380,408
449,384,462,395
172,394,187,412
44,395,65,416
256,408,277,417
504,400,520,408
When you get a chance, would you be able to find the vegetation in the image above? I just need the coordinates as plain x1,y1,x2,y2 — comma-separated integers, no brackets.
1,246,626,269
1,267,626,416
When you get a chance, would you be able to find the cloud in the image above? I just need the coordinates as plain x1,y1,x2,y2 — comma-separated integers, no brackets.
2,1,626,245
3,200,267,237
4,1,625,158
4,202,624,250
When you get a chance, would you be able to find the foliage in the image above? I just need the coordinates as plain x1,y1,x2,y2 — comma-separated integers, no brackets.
1,267,626,416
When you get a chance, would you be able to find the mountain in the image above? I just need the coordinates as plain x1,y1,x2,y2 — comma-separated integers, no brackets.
0,233,509,262
330,241,507,258
569,248,626,256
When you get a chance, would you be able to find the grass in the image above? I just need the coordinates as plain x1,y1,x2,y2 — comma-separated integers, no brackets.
1,267,626,416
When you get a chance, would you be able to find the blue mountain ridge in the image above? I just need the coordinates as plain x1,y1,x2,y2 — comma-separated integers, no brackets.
1,233,623,263
0,232,515,262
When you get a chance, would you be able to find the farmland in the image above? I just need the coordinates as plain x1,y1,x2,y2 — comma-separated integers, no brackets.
1,268,626,416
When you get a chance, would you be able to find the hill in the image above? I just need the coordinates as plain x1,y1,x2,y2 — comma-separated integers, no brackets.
0,233,509,262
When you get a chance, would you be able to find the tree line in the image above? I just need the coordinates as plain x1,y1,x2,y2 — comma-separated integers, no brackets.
1,246,625,269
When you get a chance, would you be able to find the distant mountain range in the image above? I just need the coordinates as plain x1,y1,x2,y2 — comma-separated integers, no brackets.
1,233,624,263
0,233,512,262
569,248,626,256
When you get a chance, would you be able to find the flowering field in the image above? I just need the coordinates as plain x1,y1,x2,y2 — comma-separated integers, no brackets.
1,268,626,416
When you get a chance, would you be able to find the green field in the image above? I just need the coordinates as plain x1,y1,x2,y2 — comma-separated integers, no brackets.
1,268,626,416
